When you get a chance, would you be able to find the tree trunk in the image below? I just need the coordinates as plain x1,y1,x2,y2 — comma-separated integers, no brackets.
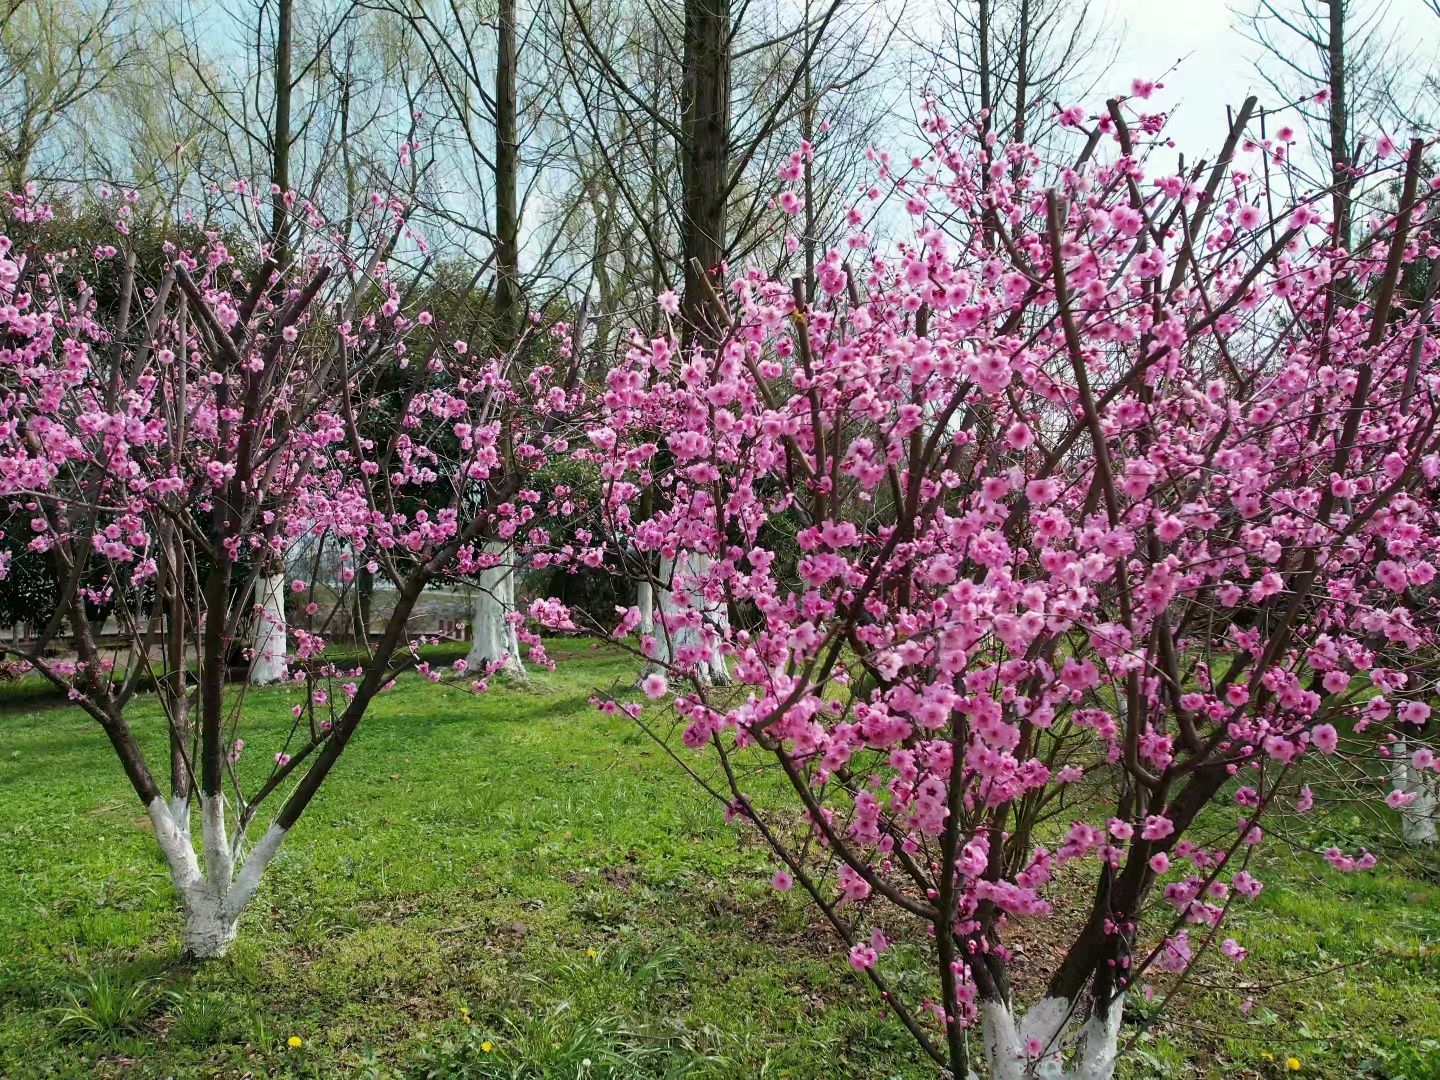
652,552,729,685
164,528,191,842
145,794,288,959
270,0,293,266
801,0,816,302
636,578,654,639
494,0,520,356
466,542,523,677
1392,741,1439,845
680,0,731,349
636,576,656,687
250,572,288,685
350,555,373,646
1327,0,1350,254
975,993,1124,1080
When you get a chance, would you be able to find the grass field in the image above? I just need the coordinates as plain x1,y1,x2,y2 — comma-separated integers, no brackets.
1,640,1438,1079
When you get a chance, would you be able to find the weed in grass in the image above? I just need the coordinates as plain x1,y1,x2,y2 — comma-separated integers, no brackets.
52,969,159,1043
245,1002,277,1053
289,907,362,948
404,1006,732,1080
163,988,245,1046
590,942,684,987
1355,1036,1440,1079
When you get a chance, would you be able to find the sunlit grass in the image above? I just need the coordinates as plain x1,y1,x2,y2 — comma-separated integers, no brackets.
0,639,1436,1078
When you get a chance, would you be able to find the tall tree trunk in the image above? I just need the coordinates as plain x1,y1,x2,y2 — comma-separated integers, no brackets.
636,579,654,642
680,0,731,348
801,0,816,302
978,0,992,141
466,0,526,678
250,572,288,686
1327,0,1350,253
652,553,729,685
495,0,520,356
1012,0,1030,148
248,0,293,689
270,0,293,266
1393,740,1439,845
162,525,191,842
351,558,373,646
977,0,996,249
466,542,524,677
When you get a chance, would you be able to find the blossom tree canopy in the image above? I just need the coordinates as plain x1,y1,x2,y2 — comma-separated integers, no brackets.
0,192,584,955
578,96,1440,1078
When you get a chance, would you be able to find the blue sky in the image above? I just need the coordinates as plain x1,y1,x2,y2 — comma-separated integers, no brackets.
1107,0,1440,165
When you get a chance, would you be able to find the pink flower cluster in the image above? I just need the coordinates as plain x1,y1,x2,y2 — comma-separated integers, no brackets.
576,95,1440,1043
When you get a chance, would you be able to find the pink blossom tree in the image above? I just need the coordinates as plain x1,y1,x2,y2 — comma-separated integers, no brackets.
580,97,1440,1077
0,194,582,956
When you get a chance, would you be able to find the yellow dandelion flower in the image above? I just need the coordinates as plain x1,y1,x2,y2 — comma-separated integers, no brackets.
586,947,597,958
1286,1058,1301,1072
481,1040,494,1053
287,1035,303,1049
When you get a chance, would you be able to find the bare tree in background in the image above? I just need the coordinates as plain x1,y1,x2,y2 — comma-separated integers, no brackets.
556,0,883,676
558,0,881,333
140,1,431,228
915,0,1108,155
249,0,298,687
1239,0,1409,252
547,2,681,337
368,0,573,677
741,0,898,297
0,0,137,192
678,0,730,346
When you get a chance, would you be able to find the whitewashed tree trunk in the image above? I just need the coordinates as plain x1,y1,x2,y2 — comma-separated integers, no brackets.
466,541,523,677
653,552,729,685
636,576,657,685
974,994,1124,1080
169,794,190,846
249,572,288,685
636,578,654,638
145,795,288,958
1392,741,1439,845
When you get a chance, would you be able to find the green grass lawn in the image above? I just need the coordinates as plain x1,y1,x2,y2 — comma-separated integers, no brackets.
1,640,1437,1079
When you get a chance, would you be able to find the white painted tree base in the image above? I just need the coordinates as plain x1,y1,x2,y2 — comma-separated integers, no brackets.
636,579,654,640
182,902,240,958
1393,743,1439,846
146,796,288,958
169,795,190,845
466,542,524,677
652,553,730,686
250,572,288,685
974,995,1123,1080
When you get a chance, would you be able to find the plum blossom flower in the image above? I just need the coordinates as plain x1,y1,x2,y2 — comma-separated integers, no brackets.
1386,789,1417,810
848,943,877,970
